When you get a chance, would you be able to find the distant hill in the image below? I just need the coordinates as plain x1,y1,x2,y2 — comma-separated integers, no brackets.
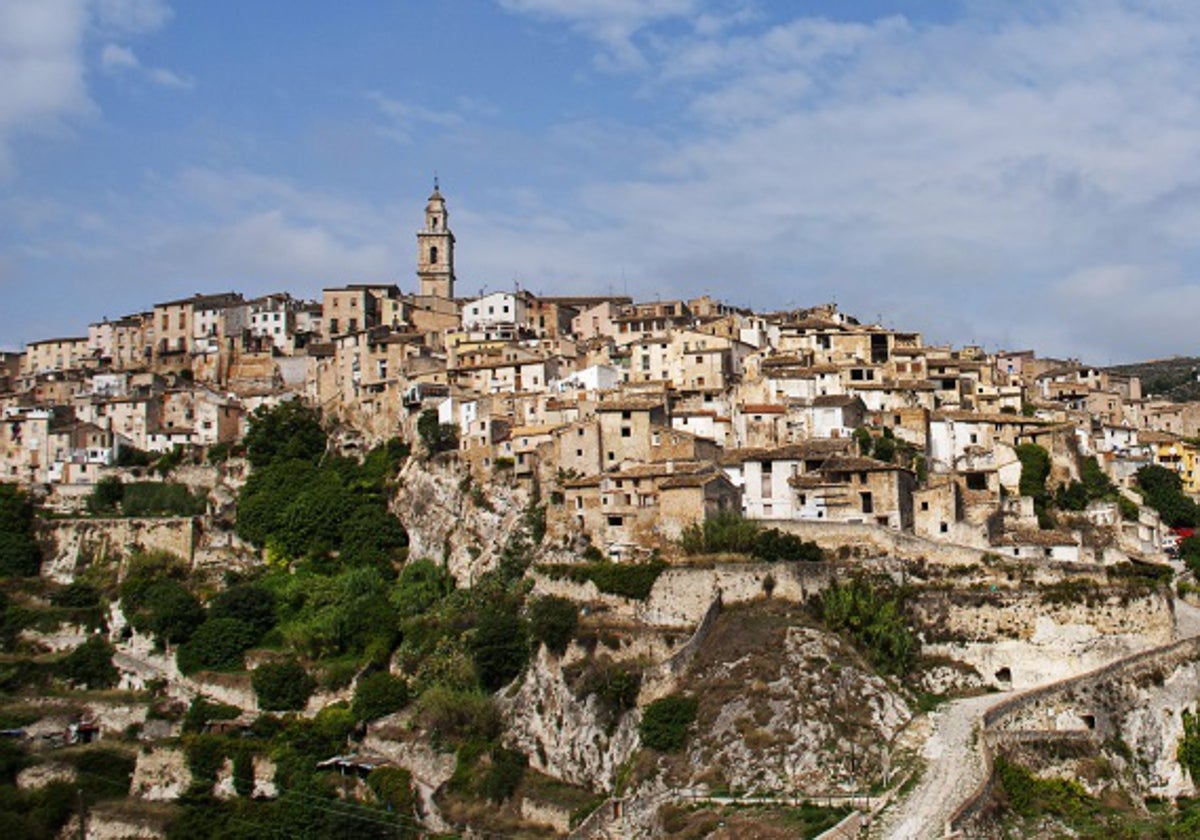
1108,357,1200,402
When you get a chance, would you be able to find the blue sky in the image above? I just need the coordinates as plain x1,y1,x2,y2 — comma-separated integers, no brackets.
2,0,1199,363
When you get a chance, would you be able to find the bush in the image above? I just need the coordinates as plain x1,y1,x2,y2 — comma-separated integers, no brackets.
639,694,698,751
390,559,453,618
208,584,277,637
124,579,204,647
119,482,207,517
50,582,101,608
177,618,259,674
471,604,529,692
540,560,667,601
88,476,124,514
252,660,316,711
367,766,416,814
244,400,326,468
417,409,458,455
482,747,527,802
1015,443,1052,527
413,687,500,746
0,532,41,577
182,696,241,734
528,596,578,656
818,577,917,675
352,671,409,722
57,635,118,689
752,528,823,562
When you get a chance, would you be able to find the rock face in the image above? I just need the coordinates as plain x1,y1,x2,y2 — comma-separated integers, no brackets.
130,746,192,801
678,623,911,794
497,645,641,792
393,457,533,585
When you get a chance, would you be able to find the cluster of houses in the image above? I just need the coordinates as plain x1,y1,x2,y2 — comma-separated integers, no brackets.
3,187,1198,560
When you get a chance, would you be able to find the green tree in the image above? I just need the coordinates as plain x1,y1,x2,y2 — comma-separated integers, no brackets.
528,596,578,656
124,579,204,647
88,476,124,514
1015,443,1053,528
417,409,459,455
819,577,917,675
1136,465,1198,528
57,635,118,688
208,583,277,637
243,400,326,468
352,671,410,722
639,694,698,751
390,559,454,617
0,484,40,577
252,660,316,711
470,604,529,692
177,618,259,674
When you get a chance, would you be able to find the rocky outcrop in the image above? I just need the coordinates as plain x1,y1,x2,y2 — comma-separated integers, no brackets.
37,517,197,582
130,746,191,801
393,457,534,585
498,645,641,792
679,625,910,794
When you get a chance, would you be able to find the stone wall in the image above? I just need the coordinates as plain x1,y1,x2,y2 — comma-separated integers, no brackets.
949,635,1200,833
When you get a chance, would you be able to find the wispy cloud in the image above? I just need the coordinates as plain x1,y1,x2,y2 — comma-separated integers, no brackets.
489,0,1200,361
366,92,471,144
100,41,191,88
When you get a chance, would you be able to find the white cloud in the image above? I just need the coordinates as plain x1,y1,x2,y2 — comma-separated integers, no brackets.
100,42,137,70
92,0,171,34
0,0,92,175
99,41,191,88
367,92,470,144
486,0,1200,361
499,0,702,69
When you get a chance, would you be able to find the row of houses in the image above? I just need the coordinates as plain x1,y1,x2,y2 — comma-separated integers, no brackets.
4,188,1197,562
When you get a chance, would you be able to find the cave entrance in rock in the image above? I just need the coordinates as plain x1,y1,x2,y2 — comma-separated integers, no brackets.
995,667,1012,686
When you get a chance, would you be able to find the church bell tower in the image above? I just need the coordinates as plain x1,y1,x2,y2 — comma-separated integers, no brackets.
416,180,455,299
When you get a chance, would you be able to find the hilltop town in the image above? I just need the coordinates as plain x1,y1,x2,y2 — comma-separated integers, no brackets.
1,188,1200,838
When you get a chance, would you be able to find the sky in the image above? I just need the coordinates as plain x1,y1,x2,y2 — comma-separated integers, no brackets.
2,0,1199,363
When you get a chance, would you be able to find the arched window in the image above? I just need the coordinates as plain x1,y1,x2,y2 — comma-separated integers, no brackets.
430,246,438,264
431,216,439,230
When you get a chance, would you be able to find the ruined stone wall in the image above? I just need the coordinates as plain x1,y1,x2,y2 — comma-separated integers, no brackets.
37,517,197,582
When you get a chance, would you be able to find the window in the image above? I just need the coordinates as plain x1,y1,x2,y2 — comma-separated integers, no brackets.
575,449,583,457
607,451,615,461
940,522,949,533
430,246,438,263
920,501,929,511
622,410,631,420
860,492,873,513
607,515,624,527
621,427,631,438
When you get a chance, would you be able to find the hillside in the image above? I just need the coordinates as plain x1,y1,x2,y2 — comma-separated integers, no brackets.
1108,357,1200,403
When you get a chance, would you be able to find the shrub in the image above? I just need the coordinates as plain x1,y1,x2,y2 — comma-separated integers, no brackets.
1015,443,1052,527
482,747,527,802
471,604,529,692
208,583,277,637
120,482,207,517
88,476,124,514
413,686,500,746
540,560,667,601
417,409,459,455
182,696,241,734
125,579,204,647
1136,465,1198,528
50,582,101,608
177,618,259,674
57,635,118,689
818,577,917,675
639,694,698,751
244,400,326,468
752,528,824,562
0,532,41,577
995,756,1093,819
252,660,316,711
352,671,410,722
390,559,454,617
1180,710,1200,782
528,596,578,656
368,766,416,814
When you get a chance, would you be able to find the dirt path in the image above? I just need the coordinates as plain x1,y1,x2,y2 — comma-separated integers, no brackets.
869,692,1010,840
872,592,1200,838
